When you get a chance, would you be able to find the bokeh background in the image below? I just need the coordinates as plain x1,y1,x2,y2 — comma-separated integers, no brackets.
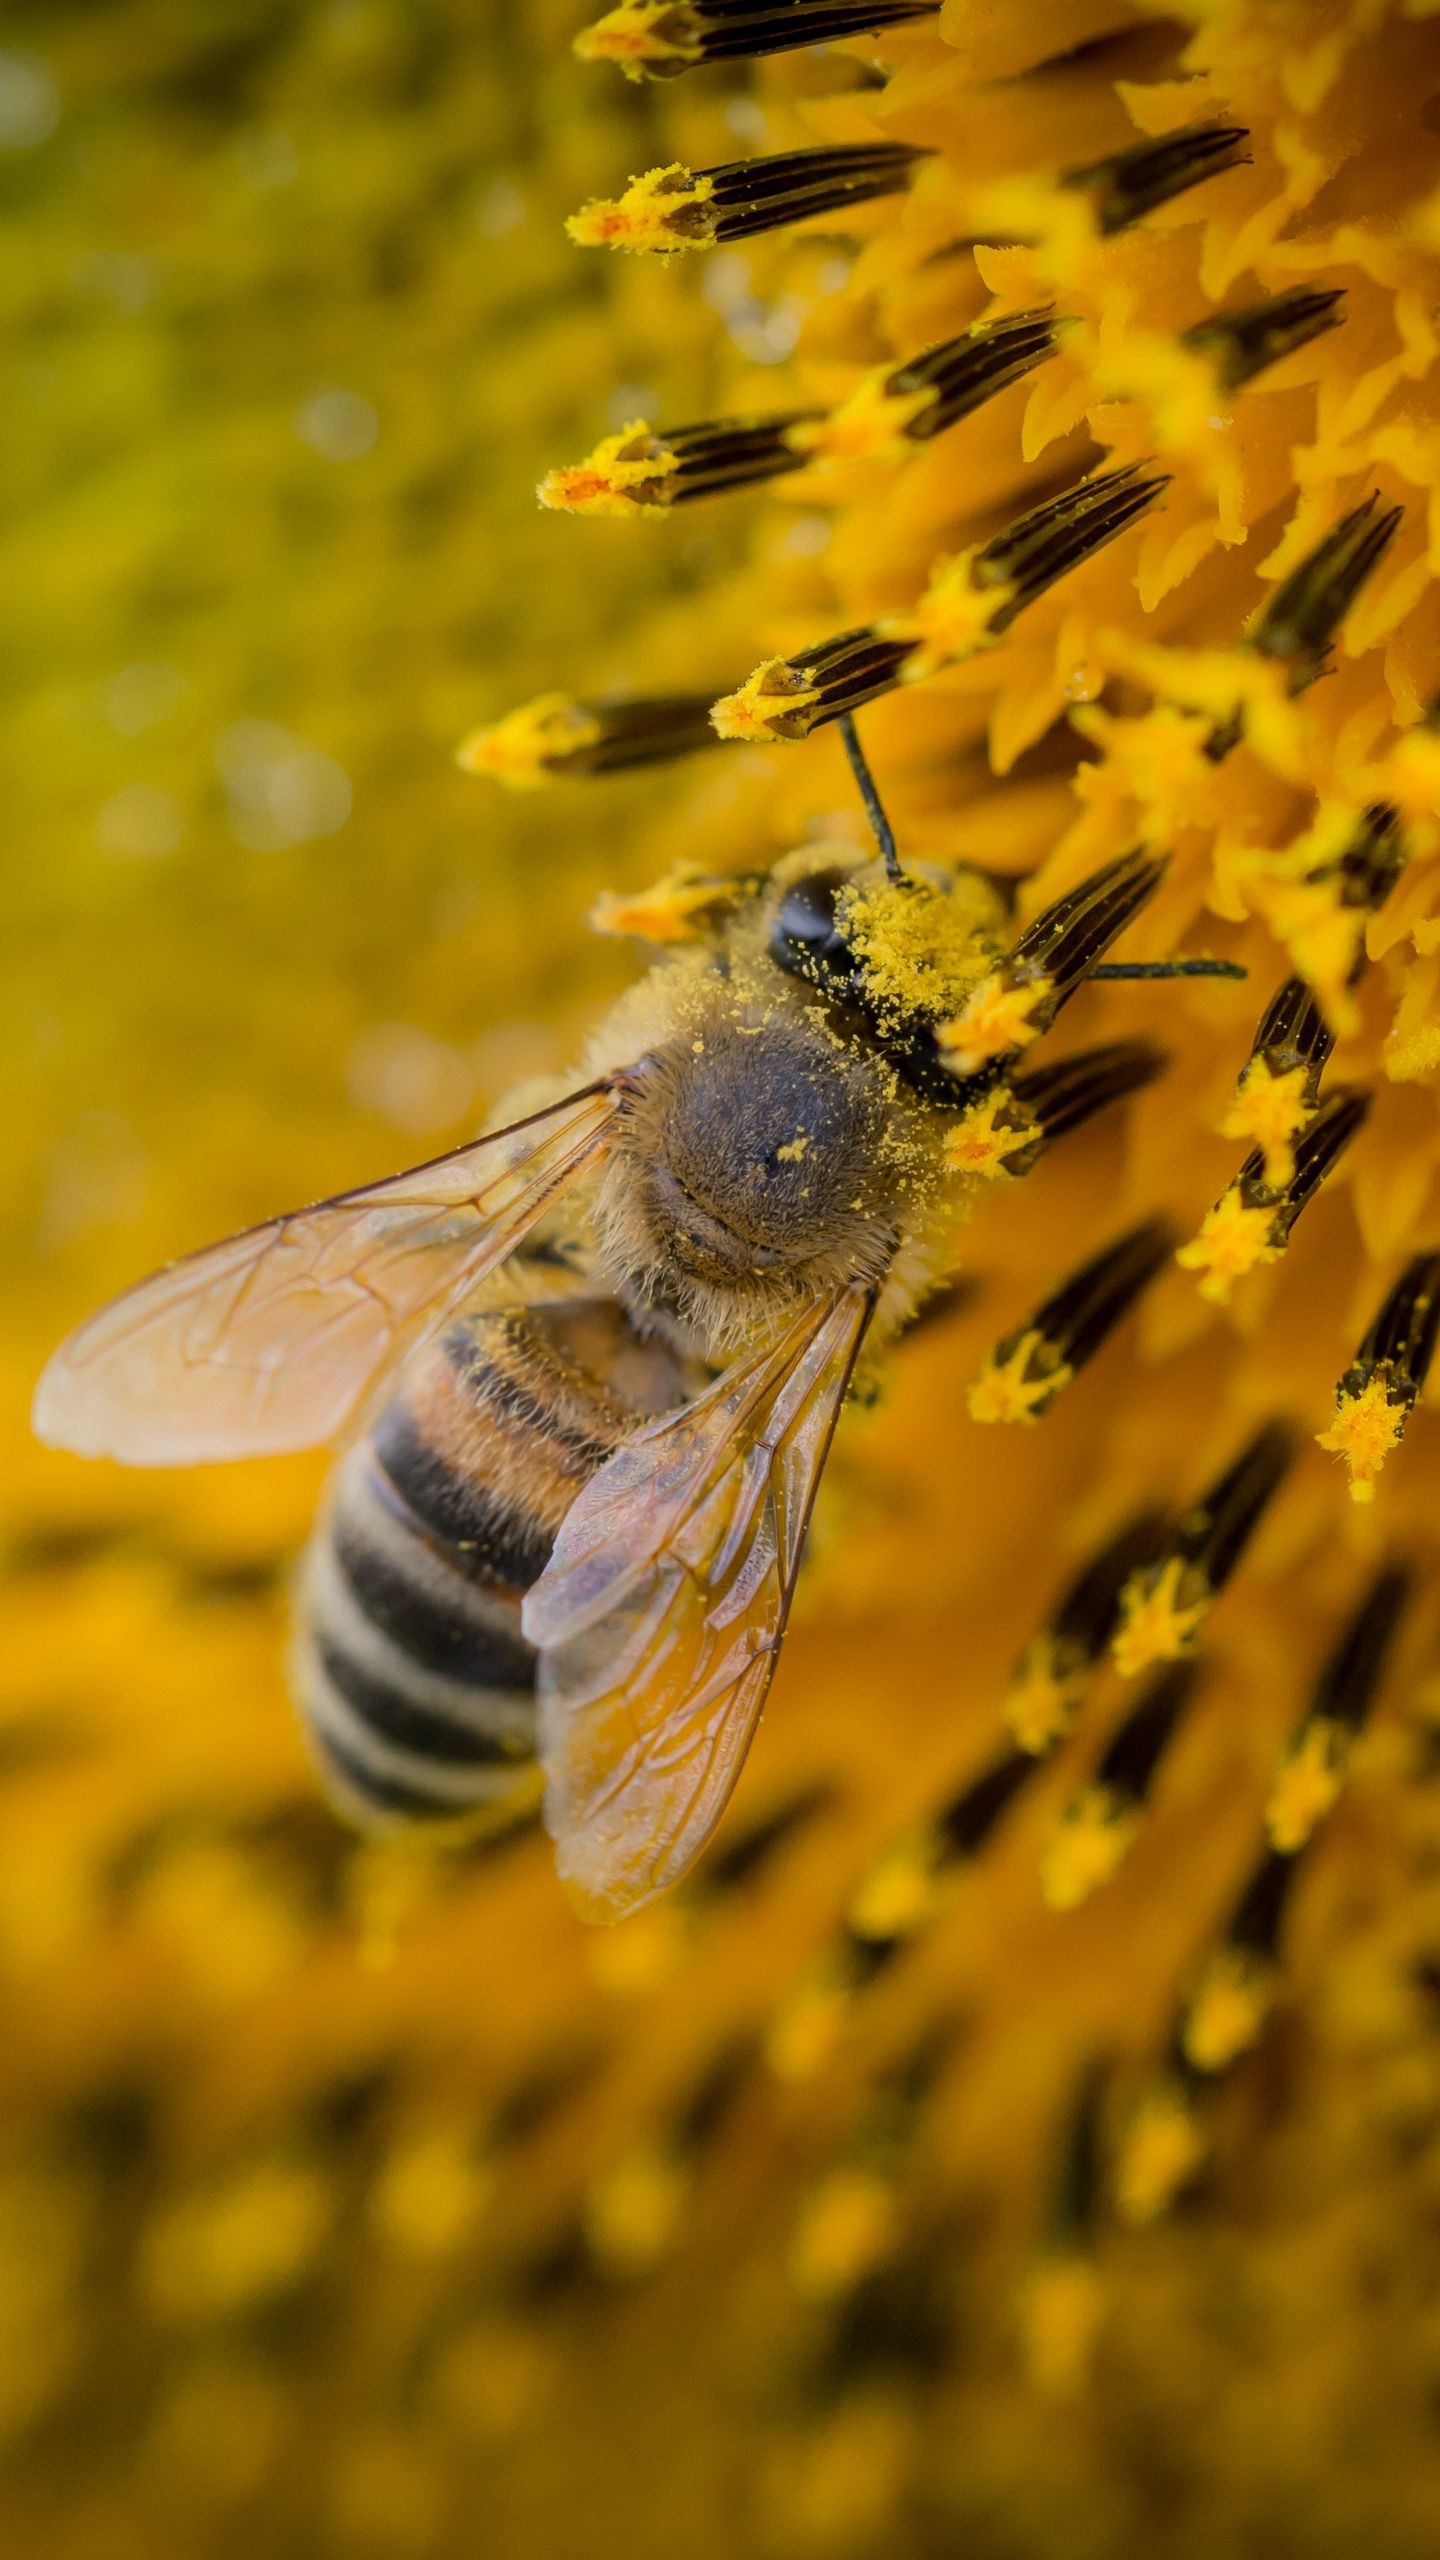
11,6,1440,2557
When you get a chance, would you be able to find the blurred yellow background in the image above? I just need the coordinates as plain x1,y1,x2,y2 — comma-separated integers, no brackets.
11,7,1440,2557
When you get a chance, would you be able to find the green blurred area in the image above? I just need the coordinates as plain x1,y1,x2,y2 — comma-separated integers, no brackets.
2,0,751,1345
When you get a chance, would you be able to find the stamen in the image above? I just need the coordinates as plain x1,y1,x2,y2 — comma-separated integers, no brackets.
788,2031,950,2311
1182,1846,1295,2072
1181,285,1346,393
1061,119,1251,238
1113,1421,1296,1679
843,1747,1034,1976
711,631,914,743
457,690,722,785
567,144,927,255
1005,1509,1170,1756
539,413,818,515
1014,1038,1170,1142
1205,496,1404,757
790,308,1066,467
771,1516,1167,2071
1042,1663,1199,1911
1177,1086,1371,1305
1317,1252,1440,1502
969,1217,1176,1426
711,468,1167,740
1266,1564,1412,1851
1018,2067,1109,2396
943,1040,1167,1181
1306,798,1406,912
948,463,1171,644
575,0,939,81
1220,975,1334,1190
938,850,1165,1077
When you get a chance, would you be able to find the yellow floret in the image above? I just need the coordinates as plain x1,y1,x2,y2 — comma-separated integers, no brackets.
1017,2254,1106,2401
1004,1636,1089,1756
846,1834,944,1943
969,1330,1070,1426
710,656,820,742
566,163,715,253
538,420,678,516
573,0,698,78
455,691,601,788
943,1088,1040,1179
1040,1784,1140,1911
937,973,1050,1076
790,2170,899,2305
1220,1057,1313,1190
1265,1717,1352,1853
1113,1557,1207,1679
1114,2082,1208,2228
1183,1948,1277,2073
788,366,937,467
1175,1190,1283,1305
590,870,744,943
880,549,1010,681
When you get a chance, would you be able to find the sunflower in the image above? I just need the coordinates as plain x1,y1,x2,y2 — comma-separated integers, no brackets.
11,3,1440,2555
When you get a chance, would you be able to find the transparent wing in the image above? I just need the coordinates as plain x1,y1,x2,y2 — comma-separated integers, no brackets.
33,1080,623,1465
525,1286,873,1923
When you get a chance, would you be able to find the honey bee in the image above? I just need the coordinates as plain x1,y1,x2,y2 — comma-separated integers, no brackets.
33,754,1195,1922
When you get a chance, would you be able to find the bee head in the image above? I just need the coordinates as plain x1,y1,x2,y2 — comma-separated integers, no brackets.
766,860,1005,1105
605,1011,899,1317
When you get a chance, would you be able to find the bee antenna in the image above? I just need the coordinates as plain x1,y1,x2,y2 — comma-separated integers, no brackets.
838,712,908,887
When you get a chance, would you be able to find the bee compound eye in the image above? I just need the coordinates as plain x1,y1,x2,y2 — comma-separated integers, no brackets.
770,870,855,981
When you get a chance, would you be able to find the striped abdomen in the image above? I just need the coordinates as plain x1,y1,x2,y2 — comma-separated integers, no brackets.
292,1298,684,1827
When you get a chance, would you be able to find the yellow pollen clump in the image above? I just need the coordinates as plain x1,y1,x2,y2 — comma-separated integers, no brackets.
790,2170,899,2305
1316,1373,1409,1502
1266,1718,1352,1853
454,691,601,788
1113,1558,1207,1680
1070,698,1224,850
937,973,1049,1076
1005,1638,1088,1756
1248,874,1363,1028
566,163,715,253
838,872,1001,1025
1183,1950,1278,2074
573,1,695,77
710,656,820,742
1220,1059,1312,1190
1040,1785,1140,1912
880,550,1010,682
969,1330,1070,1427
590,871,744,943
1114,2084,1208,2228
1376,722,1440,830
1175,1190,1283,1305
943,1089,1039,1179
786,366,936,468
538,420,677,516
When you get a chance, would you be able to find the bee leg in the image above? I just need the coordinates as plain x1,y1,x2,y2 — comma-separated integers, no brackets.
837,711,907,887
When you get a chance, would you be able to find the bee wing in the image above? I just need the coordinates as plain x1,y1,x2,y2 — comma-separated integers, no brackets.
33,1079,624,1465
526,1285,873,1923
